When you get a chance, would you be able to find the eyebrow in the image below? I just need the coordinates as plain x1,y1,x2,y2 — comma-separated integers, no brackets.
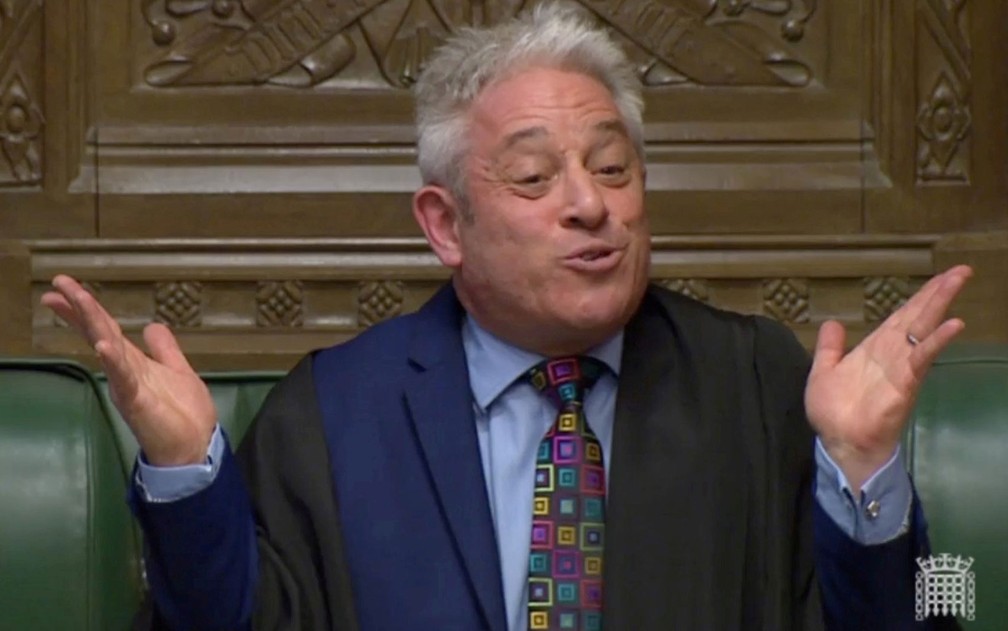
498,119,631,152
499,126,549,151
592,119,630,139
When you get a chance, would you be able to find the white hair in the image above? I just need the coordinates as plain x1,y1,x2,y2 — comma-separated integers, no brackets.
414,1,645,209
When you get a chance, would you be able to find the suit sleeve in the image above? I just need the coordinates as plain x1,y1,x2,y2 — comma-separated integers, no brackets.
752,317,959,631
130,355,357,631
129,434,258,630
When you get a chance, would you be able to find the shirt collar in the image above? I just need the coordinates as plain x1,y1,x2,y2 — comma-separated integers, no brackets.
461,314,623,412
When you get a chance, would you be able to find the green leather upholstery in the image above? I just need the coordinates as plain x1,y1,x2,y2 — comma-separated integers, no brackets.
908,343,1008,630
95,373,284,471
0,361,142,631
1,346,1005,629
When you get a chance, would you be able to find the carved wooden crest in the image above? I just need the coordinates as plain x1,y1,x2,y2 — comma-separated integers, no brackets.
141,0,816,88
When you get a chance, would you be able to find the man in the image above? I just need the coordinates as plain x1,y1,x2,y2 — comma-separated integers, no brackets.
43,4,970,630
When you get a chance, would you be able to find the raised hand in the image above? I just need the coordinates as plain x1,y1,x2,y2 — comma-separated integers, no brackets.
41,275,216,466
805,265,973,494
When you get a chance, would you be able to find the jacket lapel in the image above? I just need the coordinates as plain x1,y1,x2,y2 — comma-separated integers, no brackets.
403,284,508,631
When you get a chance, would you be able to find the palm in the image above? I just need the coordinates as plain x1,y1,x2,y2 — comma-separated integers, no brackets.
807,330,920,453
42,275,217,466
805,266,972,490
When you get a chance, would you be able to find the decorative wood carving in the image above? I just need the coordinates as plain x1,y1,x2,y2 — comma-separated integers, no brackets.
0,0,44,185
141,0,494,88
657,278,709,303
762,278,809,324
4,0,1006,366
138,0,816,89
916,0,971,183
154,281,203,327
19,236,955,368
357,279,404,327
256,279,304,327
863,276,910,322
589,0,817,87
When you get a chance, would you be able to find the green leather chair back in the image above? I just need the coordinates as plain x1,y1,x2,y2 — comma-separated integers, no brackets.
96,372,284,472
0,361,142,631
908,343,1008,630
4,349,1004,630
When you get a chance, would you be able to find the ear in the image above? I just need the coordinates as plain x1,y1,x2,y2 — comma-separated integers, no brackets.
413,184,463,268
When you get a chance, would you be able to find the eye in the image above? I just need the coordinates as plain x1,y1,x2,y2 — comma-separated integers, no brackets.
516,173,548,185
597,165,626,177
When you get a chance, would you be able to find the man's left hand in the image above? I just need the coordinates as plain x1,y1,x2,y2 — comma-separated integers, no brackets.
805,265,973,495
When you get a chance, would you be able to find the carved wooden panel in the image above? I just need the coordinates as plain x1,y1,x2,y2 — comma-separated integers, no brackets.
132,0,823,90
88,0,864,238
915,0,971,184
0,0,1005,367
0,0,44,186
18,235,950,369
257,280,305,327
0,0,93,238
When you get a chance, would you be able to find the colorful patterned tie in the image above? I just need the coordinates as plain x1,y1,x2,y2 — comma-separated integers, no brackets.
525,357,606,631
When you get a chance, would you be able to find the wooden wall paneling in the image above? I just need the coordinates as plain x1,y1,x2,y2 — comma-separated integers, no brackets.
865,0,1008,232
3,1,1003,368
934,231,1008,342
0,0,95,239
87,0,878,238
589,0,866,235
0,240,30,354
92,0,424,238
25,235,941,370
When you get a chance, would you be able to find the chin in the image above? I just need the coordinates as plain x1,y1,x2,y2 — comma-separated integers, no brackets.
557,293,637,339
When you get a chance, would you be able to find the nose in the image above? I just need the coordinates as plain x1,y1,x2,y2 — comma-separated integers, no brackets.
560,164,607,230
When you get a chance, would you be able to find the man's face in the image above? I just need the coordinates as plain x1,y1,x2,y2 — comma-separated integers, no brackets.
449,66,650,355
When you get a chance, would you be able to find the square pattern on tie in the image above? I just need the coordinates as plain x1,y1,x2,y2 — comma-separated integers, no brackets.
529,578,553,605
525,356,607,631
555,437,579,462
535,465,554,492
531,522,553,549
554,551,579,577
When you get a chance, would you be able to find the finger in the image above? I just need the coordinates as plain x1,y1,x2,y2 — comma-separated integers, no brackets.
894,265,972,332
144,323,194,373
56,277,124,349
810,320,847,376
50,275,105,346
905,266,972,339
883,273,947,329
911,318,965,375
40,291,89,337
94,337,142,407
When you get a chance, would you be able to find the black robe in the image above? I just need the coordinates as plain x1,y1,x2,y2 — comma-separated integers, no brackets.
140,285,954,630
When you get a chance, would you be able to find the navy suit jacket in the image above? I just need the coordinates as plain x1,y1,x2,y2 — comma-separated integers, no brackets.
132,284,951,630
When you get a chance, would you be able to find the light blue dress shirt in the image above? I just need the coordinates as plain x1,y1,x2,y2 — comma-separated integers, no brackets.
138,316,913,631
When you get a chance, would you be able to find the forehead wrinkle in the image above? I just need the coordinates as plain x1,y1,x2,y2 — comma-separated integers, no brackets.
495,117,630,158
497,125,550,154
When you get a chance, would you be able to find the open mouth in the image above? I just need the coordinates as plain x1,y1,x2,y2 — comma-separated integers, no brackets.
565,246,623,271
579,250,612,262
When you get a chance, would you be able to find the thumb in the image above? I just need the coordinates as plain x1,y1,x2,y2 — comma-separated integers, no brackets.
811,320,846,376
144,322,193,373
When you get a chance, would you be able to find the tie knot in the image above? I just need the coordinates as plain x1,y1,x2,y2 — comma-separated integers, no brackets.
526,356,606,409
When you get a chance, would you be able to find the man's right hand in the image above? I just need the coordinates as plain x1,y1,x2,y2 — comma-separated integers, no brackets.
41,275,217,466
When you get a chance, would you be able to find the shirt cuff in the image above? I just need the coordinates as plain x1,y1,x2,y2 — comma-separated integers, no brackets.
134,425,225,503
814,437,912,545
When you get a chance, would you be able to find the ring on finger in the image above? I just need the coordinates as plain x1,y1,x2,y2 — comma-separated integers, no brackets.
906,332,921,347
